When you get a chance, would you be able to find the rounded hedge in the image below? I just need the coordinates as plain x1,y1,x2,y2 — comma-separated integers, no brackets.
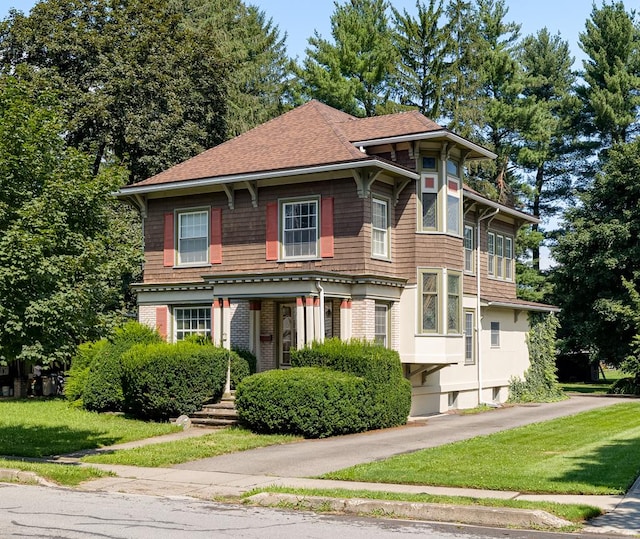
121,341,246,420
235,367,367,438
66,340,107,407
291,339,411,429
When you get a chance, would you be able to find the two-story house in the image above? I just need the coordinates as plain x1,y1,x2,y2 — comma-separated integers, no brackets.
117,100,557,416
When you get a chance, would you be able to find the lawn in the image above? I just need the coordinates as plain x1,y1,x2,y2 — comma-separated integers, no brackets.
82,427,301,467
561,369,624,394
323,402,640,495
0,399,178,457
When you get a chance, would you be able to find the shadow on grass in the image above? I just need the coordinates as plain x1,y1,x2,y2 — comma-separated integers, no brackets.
555,436,640,494
0,424,118,458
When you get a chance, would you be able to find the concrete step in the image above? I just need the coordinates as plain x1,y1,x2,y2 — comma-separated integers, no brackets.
192,408,238,419
203,401,236,410
190,417,239,427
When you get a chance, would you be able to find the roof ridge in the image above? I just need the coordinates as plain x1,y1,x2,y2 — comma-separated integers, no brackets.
311,101,365,159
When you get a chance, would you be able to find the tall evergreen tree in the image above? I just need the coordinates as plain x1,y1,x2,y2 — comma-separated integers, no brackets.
298,0,397,117
577,1,640,149
391,0,450,119
552,138,640,364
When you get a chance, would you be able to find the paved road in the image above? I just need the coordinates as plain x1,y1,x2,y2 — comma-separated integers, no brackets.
174,395,631,477
0,484,624,539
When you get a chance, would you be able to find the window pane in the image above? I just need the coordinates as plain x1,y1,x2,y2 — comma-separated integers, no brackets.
422,193,437,229
372,199,388,257
422,156,437,170
491,321,500,347
447,274,460,332
464,226,473,273
465,312,474,364
422,294,437,331
174,307,211,341
488,233,495,275
178,211,208,264
423,273,437,292
447,159,459,176
374,304,388,346
283,201,318,258
447,194,460,235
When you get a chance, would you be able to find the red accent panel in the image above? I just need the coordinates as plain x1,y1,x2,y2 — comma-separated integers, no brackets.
156,306,168,340
296,297,304,307
448,180,459,191
163,213,174,267
424,176,435,189
210,208,222,264
266,202,279,261
320,197,334,258
223,298,230,308
306,297,314,307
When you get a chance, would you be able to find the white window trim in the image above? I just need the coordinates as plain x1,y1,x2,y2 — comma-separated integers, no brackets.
418,268,462,336
374,302,390,347
464,310,475,365
173,306,212,342
446,176,461,236
490,321,501,348
419,173,438,232
176,208,210,267
487,231,515,282
371,196,390,260
280,197,320,261
464,224,474,274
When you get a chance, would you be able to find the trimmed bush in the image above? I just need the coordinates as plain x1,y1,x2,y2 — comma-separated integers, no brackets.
233,348,257,374
121,341,236,420
236,367,367,438
291,339,411,429
65,340,107,407
83,322,162,413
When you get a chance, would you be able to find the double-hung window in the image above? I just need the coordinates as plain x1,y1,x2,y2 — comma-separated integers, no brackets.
419,269,462,335
174,307,211,341
421,174,438,231
282,200,318,259
487,231,514,281
178,210,208,265
505,237,513,280
447,178,460,235
487,232,495,276
464,225,474,273
464,311,475,365
491,321,501,347
374,303,389,347
372,198,389,259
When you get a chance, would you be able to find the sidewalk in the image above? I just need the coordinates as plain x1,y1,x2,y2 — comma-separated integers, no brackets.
59,395,640,533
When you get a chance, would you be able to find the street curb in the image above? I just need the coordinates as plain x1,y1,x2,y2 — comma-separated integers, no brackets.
0,468,57,488
246,492,574,529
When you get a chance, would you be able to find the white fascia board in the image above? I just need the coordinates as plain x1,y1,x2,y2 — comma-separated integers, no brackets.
115,159,419,197
485,300,560,313
352,131,498,160
464,190,539,224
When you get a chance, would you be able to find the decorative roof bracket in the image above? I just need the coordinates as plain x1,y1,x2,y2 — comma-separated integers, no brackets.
222,184,234,210
352,168,382,198
393,178,411,206
244,180,258,208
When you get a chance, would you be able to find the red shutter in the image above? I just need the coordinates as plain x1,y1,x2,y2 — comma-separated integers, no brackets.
156,306,168,340
163,213,174,267
320,197,334,258
210,208,222,264
266,202,279,261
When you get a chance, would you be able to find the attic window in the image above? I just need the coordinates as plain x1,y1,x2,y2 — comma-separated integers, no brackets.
422,156,437,170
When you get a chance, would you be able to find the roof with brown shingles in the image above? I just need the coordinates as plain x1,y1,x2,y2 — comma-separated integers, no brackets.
126,100,447,188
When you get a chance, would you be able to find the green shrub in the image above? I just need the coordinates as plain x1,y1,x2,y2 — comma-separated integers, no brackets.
233,348,257,374
236,367,367,438
609,377,640,395
83,322,162,413
65,340,107,407
509,314,566,403
121,341,233,420
183,336,251,389
291,339,411,429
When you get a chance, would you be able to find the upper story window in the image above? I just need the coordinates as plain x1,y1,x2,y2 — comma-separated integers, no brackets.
282,199,318,259
178,210,208,265
421,174,438,231
464,225,474,273
418,269,462,335
446,178,460,235
447,158,460,177
372,197,389,259
174,306,211,341
488,231,514,281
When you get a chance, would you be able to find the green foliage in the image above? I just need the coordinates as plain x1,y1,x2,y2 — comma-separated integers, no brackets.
0,76,141,368
298,0,398,117
120,341,233,421
609,377,640,396
233,348,257,375
552,139,640,364
509,314,565,403
65,340,107,407
236,367,367,438
82,322,162,413
291,339,411,429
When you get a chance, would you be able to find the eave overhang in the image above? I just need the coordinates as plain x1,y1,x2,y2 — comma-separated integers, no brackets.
481,298,560,313
115,158,419,198
351,130,497,161
464,189,539,225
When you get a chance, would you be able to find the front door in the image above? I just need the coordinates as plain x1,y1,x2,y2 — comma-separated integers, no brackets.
279,303,296,368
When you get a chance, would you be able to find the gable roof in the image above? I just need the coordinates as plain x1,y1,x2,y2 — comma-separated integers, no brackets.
122,100,494,191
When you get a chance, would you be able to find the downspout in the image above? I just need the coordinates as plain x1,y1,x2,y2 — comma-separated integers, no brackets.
316,281,325,342
477,207,499,405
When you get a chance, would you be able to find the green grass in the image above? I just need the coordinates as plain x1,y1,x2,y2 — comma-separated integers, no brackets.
561,369,623,394
244,486,601,524
323,402,640,495
0,458,110,486
0,399,179,457
81,427,301,467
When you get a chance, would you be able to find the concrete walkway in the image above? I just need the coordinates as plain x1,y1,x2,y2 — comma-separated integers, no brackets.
60,395,640,534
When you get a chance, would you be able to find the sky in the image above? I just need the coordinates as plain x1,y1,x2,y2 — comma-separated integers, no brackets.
2,0,612,67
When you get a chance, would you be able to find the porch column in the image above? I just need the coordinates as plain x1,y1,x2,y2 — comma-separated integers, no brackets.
340,299,352,341
296,297,305,349
313,297,321,343
222,298,231,350
212,298,222,347
305,296,314,345
249,301,261,357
